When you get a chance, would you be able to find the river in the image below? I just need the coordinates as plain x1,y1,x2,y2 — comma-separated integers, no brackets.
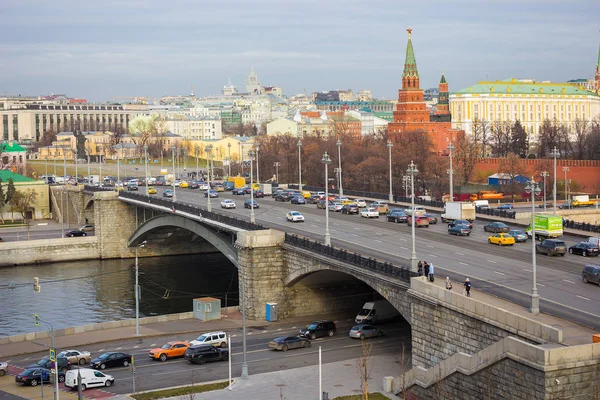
0,253,238,337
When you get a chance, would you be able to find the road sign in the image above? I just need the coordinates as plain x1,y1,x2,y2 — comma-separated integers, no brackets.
49,349,56,361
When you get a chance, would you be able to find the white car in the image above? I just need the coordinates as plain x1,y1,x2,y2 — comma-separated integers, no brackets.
199,182,210,190
173,180,181,187
65,368,114,391
328,202,343,212
190,331,228,348
354,199,367,208
286,211,305,222
405,206,426,216
361,208,380,218
220,199,236,209
0,361,7,376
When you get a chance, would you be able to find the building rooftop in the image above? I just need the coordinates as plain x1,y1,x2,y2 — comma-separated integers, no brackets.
453,78,598,96
0,170,39,183
0,142,26,153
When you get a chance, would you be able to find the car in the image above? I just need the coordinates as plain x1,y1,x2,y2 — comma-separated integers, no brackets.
214,184,225,192
0,361,7,376
286,211,305,222
243,186,253,194
536,239,567,256
173,180,182,187
349,324,384,340
179,181,189,189
582,264,600,285
317,200,328,209
274,192,293,202
127,184,138,191
268,336,311,351
449,219,473,230
80,224,95,232
538,203,553,209
448,223,471,236
299,320,337,340
341,204,359,215
198,182,210,190
189,332,228,347
149,341,190,362
147,186,157,194
404,206,426,216
307,195,321,204
371,201,389,214
188,181,199,189
204,189,219,198
338,197,353,205
253,190,265,198
360,208,380,218
354,199,367,208
483,222,510,233
220,199,236,209
424,214,438,224
328,201,343,212
27,356,71,373
301,191,312,199
57,350,92,366
65,368,114,391
232,187,246,195
15,368,65,386
90,352,132,370
488,233,516,246
244,199,259,209
291,196,306,205
163,189,173,197
558,202,572,209
507,230,528,243
387,209,408,223
408,215,430,227
184,345,229,364
568,242,600,257
497,204,513,210
65,229,87,237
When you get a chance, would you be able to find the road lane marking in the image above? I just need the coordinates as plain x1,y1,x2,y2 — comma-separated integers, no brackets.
487,260,497,264
493,271,505,276
115,347,122,350
150,344,156,347
398,238,407,241
133,345,140,349
455,252,464,255
576,295,590,301
537,283,545,287
352,233,359,236
400,247,408,250
277,328,282,331
459,262,469,266
426,254,437,258
248,332,253,335
374,239,382,243
563,279,575,284
23,357,30,361
292,326,297,329
426,245,434,248
98,349,105,352
262,330,268,333
523,269,532,272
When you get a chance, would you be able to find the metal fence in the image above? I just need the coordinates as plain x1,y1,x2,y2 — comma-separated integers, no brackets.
563,219,600,234
118,191,268,231
284,233,417,283
475,207,517,219
83,185,114,193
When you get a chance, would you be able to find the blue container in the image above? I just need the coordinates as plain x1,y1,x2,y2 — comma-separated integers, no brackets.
266,303,278,322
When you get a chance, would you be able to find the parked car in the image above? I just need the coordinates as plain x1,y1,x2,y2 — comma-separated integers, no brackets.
568,242,600,257
488,233,516,246
286,211,305,222
407,215,430,227
66,229,87,237
221,199,236,209
424,214,438,224
507,230,528,243
299,320,337,340
163,189,173,197
449,219,473,230
448,223,471,236
360,208,380,218
244,199,259,209
57,350,91,366
582,264,600,285
15,368,65,386
204,189,219,198
291,196,306,205
232,187,246,195
27,356,71,373
149,341,190,362
354,199,367,208
349,324,384,340
90,352,132,370
536,239,567,256
65,368,114,391
341,204,359,215
497,204,514,210
387,209,408,223
184,345,229,364
0,361,7,376
189,331,228,348
328,201,343,212
80,224,95,232
268,336,311,351
483,222,510,233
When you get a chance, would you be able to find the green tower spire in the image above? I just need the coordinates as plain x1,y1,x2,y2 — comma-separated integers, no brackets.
402,28,419,78
440,73,447,84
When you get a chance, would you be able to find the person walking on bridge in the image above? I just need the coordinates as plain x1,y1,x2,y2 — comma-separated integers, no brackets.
424,262,430,278
445,277,452,290
428,263,435,282
464,278,471,297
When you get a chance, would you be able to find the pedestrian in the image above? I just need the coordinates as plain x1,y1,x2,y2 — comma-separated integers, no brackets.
445,277,452,290
418,261,423,276
424,262,430,278
428,263,435,282
464,278,471,297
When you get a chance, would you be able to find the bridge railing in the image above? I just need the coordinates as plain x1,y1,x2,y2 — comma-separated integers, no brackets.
83,185,114,193
118,191,268,231
563,219,600,234
284,233,417,283
475,207,517,219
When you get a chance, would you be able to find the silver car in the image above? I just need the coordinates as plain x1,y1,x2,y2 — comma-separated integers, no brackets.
0,361,7,376
349,324,384,340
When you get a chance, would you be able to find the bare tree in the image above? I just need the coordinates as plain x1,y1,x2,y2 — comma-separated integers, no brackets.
489,121,511,157
454,134,479,184
498,152,527,202
472,118,490,157
9,189,37,240
356,340,373,400
397,343,410,400
571,118,590,160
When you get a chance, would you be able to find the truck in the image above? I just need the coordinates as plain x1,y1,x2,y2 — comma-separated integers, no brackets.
469,190,504,201
227,176,246,189
355,300,399,324
259,183,272,196
473,199,490,210
441,202,476,223
570,195,595,208
526,215,563,240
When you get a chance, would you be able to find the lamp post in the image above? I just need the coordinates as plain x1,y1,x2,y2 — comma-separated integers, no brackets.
448,142,455,202
205,145,213,211
74,149,78,186
387,140,393,203
99,153,102,186
336,139,343,196
135,241,147,335
239,142,244,176
63,148,67,185
403,176,409,198
524,178,541,314
274,162,280,183
227,143,232,177
407,161,419,273
116,144,121,192
550,146,559,215
195,146,199,180
563,166,570,206
297,140,303,191
87,154,90,186
34,316,58,400
255,144,260,183
541,171,549,212
248,149,256,224
322,151,332,246
171,146,177,202
144,145,149,196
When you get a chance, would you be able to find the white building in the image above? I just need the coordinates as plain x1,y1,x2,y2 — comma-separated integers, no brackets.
165,116,222,140
266,118,298,136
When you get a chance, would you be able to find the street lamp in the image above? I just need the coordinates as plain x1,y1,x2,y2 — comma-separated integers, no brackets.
387,140,393,203
403,176,409,198
135,241,147,335
227,142,232,177
448,142,455,202
144,145,149,195
255,144,260,183
540,171,549,212
563,166,570,206
336,139,343,196
195,146,199,180
524,178,541,314
63,147,66,186
297,140,303,191
205,145,213,212
274,162,280,183
248,149,256,224
74,148,78,186
550,146,559,215
34,316,59,400
322,151,332,246
171,146,177,202
116,144,121,192
239,142,244,176
407,161,419,273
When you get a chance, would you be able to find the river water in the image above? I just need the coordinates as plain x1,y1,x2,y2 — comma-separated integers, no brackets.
0,253,238,337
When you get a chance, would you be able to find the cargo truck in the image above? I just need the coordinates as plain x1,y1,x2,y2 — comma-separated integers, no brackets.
441,202,476,223
227,176,246,188
570,195,596,208
259,183,272,196
526,215,563,240
469,190,504,201
355,300,399,324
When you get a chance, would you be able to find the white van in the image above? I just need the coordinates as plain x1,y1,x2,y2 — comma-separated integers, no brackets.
355,300,399,324
65,368,114,391
189,331,228,348
473,200,490,210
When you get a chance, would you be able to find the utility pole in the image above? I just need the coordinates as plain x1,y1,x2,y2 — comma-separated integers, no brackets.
34,314,58,400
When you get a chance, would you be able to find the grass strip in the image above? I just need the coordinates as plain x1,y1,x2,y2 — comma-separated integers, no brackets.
130,380,230,400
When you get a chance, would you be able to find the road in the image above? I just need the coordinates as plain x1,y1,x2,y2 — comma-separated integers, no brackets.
3,317,410,397
0,228,94,242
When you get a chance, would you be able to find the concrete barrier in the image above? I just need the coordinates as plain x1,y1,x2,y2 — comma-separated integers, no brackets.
0,237,100,267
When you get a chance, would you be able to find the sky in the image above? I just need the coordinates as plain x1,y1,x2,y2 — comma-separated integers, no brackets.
1,0,599,102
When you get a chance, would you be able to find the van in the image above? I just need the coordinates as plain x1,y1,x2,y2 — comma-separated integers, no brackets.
65,368,114,391
473,200,490,210
355,300,399,324
582,265,600,285
189,331,228,348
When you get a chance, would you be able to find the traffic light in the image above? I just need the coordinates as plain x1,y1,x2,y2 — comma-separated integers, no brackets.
33,277,40,292
34,314,39,326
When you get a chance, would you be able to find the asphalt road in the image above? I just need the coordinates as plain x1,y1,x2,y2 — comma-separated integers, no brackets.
0,228,94,242
5,317,410,396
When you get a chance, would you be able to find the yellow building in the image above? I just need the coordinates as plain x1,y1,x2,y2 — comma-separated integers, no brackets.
181,136,254,164
0,170,49,220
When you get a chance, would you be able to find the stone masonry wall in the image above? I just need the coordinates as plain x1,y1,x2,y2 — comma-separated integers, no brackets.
285,282,374,319
545,363,600,399
0,237,99,267
94,192,138,259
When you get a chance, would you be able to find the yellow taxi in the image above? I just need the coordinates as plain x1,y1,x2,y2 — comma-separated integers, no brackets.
301,191,312,199
147,187,157,195
488,233,515,246
339,197,354,206
179,181,189,188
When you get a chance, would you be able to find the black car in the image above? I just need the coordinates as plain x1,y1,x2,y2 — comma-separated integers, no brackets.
65,230,87,237
448,224,471,236
268,336,311,351
232,188,246,195
27,356,71,373
568,242,600,257
341,204,359,215
127,185,139,191
188,181,199,189
307,195,321,204
299,320,337,340
16,368,65,386
244,199,259,209
387,209,408,223
183,345,229,365
274,192,292,202
449,220,473,230
253,190,265,198
483,222,510,233
90,352,132,370
582,265,600,285
291,196,306,205
536,239,567,257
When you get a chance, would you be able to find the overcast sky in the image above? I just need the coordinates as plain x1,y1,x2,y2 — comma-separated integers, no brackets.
1,0,598,102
